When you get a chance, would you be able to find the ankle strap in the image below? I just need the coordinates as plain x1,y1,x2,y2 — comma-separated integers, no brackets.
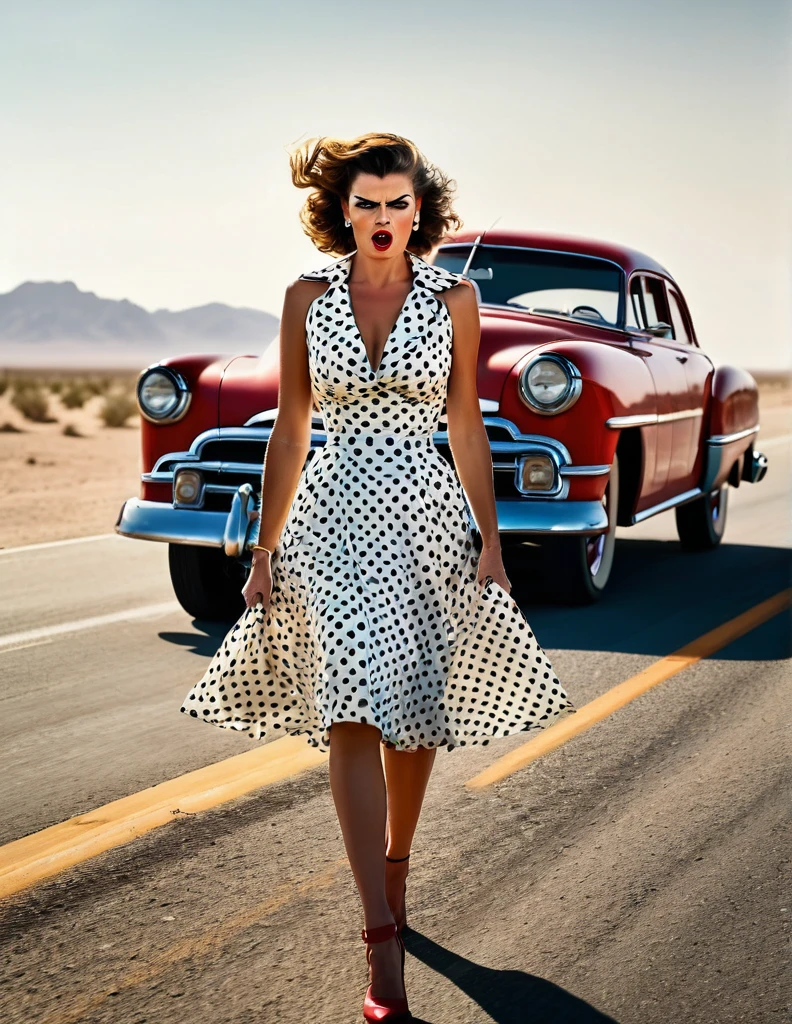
385,853,410,862
361,921,398,944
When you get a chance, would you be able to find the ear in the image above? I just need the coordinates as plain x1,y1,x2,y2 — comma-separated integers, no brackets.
341,197,350,220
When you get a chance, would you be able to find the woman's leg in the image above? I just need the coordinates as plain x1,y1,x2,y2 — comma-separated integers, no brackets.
327,721,403,999
382,744,437,858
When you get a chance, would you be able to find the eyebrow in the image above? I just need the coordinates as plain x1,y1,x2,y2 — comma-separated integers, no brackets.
352,194,412,204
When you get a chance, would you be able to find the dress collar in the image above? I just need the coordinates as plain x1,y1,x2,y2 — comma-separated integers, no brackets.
299,249,463,294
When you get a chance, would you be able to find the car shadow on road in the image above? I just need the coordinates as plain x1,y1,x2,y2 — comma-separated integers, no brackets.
403,927,618,1023
155,536,790,666
504,536,791,662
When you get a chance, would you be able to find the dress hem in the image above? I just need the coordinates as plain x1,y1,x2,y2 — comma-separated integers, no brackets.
180,702,578,755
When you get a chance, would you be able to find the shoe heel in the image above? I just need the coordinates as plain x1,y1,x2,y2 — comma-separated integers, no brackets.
361,921,410,1022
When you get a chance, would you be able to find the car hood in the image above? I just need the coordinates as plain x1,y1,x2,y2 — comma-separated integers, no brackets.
476,308,616,400
217,309,617,426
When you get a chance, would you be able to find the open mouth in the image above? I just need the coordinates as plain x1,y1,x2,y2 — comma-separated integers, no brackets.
372,230,393,251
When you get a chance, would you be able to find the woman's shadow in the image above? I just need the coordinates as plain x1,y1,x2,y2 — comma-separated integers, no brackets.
402,927,618,1023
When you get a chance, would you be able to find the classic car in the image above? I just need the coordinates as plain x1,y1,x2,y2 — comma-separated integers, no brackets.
115,229,769,616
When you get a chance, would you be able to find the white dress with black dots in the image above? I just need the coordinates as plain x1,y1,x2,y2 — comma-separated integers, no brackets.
180,249,577,752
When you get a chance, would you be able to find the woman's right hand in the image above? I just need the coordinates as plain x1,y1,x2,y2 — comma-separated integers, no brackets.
242,554,273,612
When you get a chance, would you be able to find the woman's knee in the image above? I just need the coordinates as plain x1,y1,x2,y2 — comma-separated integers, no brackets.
328,721,383,747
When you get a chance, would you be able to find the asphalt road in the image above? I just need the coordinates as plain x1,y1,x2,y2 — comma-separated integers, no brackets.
0,431,790,1024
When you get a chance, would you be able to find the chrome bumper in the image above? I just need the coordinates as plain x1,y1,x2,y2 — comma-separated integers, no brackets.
115,487,610,556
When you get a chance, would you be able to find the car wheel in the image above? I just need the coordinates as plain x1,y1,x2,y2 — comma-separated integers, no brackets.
674,482,729,551
168,544,247,621
540,453,620,605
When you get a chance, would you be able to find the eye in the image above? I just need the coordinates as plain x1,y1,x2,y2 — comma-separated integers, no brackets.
389,201,410,209
354,201,375,209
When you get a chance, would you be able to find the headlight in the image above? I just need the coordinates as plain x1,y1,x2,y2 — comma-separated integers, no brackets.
518,354,582,415
136,366,191,424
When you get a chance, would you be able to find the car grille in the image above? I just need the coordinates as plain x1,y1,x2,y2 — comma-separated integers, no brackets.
149,418,566,511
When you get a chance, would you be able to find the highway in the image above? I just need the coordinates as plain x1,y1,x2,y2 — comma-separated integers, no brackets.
0,428,789,1024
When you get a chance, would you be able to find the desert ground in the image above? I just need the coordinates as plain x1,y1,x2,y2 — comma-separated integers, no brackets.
0,367,789,551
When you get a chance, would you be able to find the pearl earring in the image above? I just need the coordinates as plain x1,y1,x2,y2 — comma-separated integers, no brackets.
413,217,420,229
344,219,351,228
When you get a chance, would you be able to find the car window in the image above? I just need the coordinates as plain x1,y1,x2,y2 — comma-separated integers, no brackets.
626,278,644,329
641,277,671,328
432,245,623,327
668,289,692,344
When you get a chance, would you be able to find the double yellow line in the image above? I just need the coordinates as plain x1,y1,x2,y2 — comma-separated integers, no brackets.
1,588,788,903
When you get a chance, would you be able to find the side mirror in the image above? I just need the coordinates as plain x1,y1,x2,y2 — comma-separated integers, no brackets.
645,322,673,339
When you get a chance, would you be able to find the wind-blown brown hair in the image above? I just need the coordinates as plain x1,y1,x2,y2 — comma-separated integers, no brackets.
289,132,462,257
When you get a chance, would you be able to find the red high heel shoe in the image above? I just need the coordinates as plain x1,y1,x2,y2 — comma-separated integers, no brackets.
385,853,410,934
361,920,410,1022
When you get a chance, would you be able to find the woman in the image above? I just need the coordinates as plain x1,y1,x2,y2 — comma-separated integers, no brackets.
180,132,577,1021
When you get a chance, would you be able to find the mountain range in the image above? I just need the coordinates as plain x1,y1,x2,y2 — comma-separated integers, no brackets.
0,280,278,352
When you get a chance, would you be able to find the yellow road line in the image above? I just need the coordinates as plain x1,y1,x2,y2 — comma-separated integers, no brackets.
465,587,791,790
3,589,788,901
0,735,328,901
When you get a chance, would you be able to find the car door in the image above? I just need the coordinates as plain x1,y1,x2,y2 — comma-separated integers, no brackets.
665,283,713,490
627,273,692,500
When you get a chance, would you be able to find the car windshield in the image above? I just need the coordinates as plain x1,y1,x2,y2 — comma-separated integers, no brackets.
433,245,624,328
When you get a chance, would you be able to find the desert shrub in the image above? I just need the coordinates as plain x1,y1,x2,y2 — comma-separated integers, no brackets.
0,421,24,433
63,423,83,437
0,376,8,397
48,378,64,394
100,390,137,427
11,385,56,423
11,374,38,392
60,382,90,409
84,375,113,396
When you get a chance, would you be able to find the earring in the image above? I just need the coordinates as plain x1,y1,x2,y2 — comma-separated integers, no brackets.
413,217,420,230
344,219,351,228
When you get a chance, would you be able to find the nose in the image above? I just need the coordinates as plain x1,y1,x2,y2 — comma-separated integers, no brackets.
375,203,390,224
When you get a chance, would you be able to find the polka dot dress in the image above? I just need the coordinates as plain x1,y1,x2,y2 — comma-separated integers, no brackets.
180,249,577,752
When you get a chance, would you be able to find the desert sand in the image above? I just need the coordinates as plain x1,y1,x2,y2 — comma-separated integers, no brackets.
0,371,789,551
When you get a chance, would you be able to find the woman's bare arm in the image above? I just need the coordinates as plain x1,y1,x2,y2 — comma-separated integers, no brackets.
253,279,327,552
444,281,509,587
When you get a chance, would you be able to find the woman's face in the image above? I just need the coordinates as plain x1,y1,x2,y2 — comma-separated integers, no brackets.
342,172,421,258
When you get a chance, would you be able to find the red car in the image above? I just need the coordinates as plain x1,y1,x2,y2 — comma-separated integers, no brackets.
116,229,769,614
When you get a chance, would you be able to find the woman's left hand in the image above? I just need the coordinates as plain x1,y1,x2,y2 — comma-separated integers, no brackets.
476,543,511,593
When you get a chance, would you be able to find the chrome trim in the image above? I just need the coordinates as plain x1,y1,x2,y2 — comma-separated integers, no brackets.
605,409,704,429
116,491,611,547
494,498,609,534
478,398,500,413
559,464,611,476
708,424,759,445
745,450,768,483
244,407,282,427
632,487,707,523
141,417,599,507
518,353,583,416
136,365,192,425
658,409,704,423
223,482,259,557
605,413,657,428
115,498,228,546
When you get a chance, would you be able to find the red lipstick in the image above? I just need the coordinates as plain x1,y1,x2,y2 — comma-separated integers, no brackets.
372,230,393,251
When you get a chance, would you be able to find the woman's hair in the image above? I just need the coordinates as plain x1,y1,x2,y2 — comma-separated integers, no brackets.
289,132,462,256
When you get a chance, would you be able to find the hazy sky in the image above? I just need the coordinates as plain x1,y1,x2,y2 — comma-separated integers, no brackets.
1,0,790,370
